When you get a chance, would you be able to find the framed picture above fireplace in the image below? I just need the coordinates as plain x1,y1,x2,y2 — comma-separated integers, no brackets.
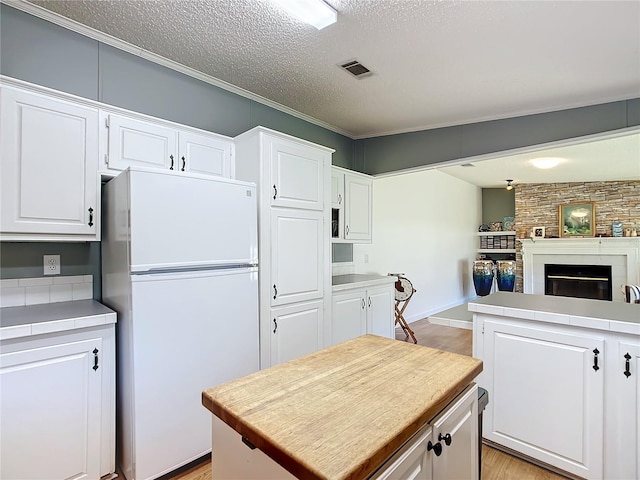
559,202,595,237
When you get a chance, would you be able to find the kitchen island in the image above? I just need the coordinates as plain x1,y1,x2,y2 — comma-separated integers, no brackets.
470,292,639,480
202,334,483,479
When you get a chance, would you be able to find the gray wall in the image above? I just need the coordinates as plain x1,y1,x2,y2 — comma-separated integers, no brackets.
355,100,640,175
0,242,101,299
482,189,515,226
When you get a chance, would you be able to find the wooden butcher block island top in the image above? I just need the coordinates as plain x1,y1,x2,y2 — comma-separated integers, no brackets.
202,334,483,480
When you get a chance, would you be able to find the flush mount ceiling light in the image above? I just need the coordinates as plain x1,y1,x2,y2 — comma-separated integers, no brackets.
505,179,514,191
271,0,337,30
530,157,563,169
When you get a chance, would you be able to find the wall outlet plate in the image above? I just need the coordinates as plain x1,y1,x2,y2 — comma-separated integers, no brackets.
44,255,60,275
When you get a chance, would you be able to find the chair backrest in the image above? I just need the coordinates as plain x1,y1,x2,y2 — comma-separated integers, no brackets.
622,284,640,304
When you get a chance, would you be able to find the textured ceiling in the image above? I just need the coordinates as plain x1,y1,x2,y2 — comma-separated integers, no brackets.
24,0,640,139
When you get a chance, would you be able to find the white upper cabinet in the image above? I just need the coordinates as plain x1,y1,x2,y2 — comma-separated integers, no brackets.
345,173,373,241
179,130,234,178
0,85,99,240
103,112,234,178
269,137,325,210
331,166,373,242
331,168,345,208
105,113,177,171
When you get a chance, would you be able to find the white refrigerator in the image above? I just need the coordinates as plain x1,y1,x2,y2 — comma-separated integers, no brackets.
101,167,259,480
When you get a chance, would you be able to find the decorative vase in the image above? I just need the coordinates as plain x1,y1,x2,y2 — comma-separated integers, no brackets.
473,260,494,297
496,260,516,292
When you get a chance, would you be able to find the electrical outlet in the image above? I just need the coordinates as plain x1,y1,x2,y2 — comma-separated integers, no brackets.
44,255,60,275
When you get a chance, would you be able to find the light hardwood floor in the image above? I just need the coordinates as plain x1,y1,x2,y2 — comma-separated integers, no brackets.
169,319,568,480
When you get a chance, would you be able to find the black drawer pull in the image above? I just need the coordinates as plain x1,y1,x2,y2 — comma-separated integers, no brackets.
624,352,632,378
438,433,452,446
427,440,442,456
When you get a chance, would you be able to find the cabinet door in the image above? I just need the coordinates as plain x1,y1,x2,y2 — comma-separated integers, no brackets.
271,208,324,306
482,319,604,479
344,173,373,241
332,289,366,345
179,130,234,178
331,169,345,208
269,137,326,210
0,338,102,480
367,285,395,338
1,87,98,236
606,336,640,480
106,113,178,171
270,301,323,366
370,423,433,480
331,169,345,240
430,385,478,480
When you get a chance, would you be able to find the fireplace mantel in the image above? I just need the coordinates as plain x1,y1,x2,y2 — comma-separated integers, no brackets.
520,237,640,302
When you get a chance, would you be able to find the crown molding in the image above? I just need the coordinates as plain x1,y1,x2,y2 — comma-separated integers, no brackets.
1,0,354,139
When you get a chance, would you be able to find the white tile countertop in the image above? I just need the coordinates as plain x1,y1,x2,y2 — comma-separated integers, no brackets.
331,274,396,292
0,300,116,340
469,291,640,335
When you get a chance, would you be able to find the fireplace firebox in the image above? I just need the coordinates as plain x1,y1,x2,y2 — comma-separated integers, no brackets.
544,264,612,301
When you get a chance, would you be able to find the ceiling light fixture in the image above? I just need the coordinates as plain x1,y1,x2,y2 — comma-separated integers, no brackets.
505,179,514,191
272,0,337,30
530,157,562,169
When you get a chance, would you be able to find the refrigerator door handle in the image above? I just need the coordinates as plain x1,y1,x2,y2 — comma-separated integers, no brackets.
133,263,258,275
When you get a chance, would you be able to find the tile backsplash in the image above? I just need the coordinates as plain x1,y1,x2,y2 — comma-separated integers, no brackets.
0,275,93,308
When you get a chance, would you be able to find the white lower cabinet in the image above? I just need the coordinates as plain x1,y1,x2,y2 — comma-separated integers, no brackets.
606,334,640,480
372,384,479,480
332,290,367,344
269,301,324,366
474,315,611,479
367,285,395,338
0,325,115,480
0,84,99,240
331,283,395,345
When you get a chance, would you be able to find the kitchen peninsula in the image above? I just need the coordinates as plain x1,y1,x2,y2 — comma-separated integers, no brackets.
202,335,483,479
470,291,640,480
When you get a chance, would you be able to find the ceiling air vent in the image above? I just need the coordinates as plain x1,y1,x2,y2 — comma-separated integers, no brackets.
340,60,372,79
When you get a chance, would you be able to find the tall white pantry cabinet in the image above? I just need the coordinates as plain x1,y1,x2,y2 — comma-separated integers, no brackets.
235,127,333,369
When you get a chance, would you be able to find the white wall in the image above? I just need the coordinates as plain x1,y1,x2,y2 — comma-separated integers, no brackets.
353,169,481,323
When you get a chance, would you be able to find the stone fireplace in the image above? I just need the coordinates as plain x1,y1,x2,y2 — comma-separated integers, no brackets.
513,180,640,292
521,237,640,302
